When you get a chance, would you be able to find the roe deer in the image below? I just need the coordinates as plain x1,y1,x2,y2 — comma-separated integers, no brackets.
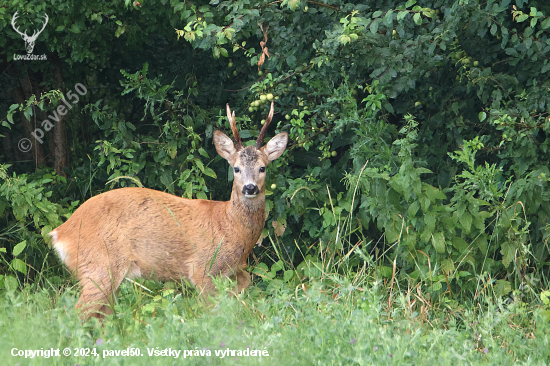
50,101,287,319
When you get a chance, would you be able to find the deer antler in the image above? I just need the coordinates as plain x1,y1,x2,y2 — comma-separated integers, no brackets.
256,101,274,148
226,104,242,150
36,13,49,36
11,11,25,37
11,11,48,38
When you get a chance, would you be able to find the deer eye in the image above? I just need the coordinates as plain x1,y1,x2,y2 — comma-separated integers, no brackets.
259,167,266,173
234,167,240,173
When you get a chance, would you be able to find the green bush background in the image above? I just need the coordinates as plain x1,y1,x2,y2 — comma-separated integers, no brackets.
1,0,550,302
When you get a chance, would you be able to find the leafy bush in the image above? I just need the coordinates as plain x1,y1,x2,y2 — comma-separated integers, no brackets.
1,0,550,301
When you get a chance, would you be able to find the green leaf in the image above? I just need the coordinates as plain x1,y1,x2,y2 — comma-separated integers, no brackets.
283,270,294,283
24,106,33,120
541,17,550,29
451,102,459,115
372,10,383,18
252,262,270,277
160,171,173,191
378,265,393,278
179,169,192,182
385,223,401,242
195,159,205,173
271,260,284,272
197,148,208,158
430,281,442,292
370,19,380,34
441,259,455,274
423,184,446,201
516,14,528,22
339,35,350,45
424,211,436,232
494,279,511,297
408,200,420,217
451,237,469,253
11,258,27,275
167,140,177,159
478,111,487,122
501,243,515,267
203,167,217,179
432,232,446,253
383,10,393,27
70,23,81,33
413,12,422,25
287,0,300,10
115,25,125,38
12,240,26,257
459,211,472,234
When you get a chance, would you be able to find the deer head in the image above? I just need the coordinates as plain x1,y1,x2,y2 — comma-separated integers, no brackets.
11,11,49,54
214,101,287,205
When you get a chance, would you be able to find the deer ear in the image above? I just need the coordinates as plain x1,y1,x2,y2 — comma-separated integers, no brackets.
262,132,288,161
214,131,236,163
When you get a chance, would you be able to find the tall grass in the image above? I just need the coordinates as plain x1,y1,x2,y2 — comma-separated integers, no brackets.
1,275,549,365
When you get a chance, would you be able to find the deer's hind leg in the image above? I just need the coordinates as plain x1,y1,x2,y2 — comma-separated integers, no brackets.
76,262,127,320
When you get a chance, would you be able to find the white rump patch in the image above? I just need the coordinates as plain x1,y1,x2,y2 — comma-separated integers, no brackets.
50,231,70,265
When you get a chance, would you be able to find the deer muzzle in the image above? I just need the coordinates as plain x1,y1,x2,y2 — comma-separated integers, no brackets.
242,184,260,197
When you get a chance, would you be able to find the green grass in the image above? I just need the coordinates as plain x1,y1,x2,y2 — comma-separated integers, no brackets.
1,278,549,365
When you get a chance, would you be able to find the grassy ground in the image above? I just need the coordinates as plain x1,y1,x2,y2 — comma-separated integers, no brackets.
1,276,549,366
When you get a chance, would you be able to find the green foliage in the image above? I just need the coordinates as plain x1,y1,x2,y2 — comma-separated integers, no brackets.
2,0,550,302
0,165,69,287
85,63,217,198
0,165,63,230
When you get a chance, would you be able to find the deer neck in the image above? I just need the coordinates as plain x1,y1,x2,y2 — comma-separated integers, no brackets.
226,185,266,233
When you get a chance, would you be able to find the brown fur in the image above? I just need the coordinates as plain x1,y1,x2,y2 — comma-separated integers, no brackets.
50,109,287,319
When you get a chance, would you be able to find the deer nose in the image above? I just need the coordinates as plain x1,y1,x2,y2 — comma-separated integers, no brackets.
242,184,259,196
